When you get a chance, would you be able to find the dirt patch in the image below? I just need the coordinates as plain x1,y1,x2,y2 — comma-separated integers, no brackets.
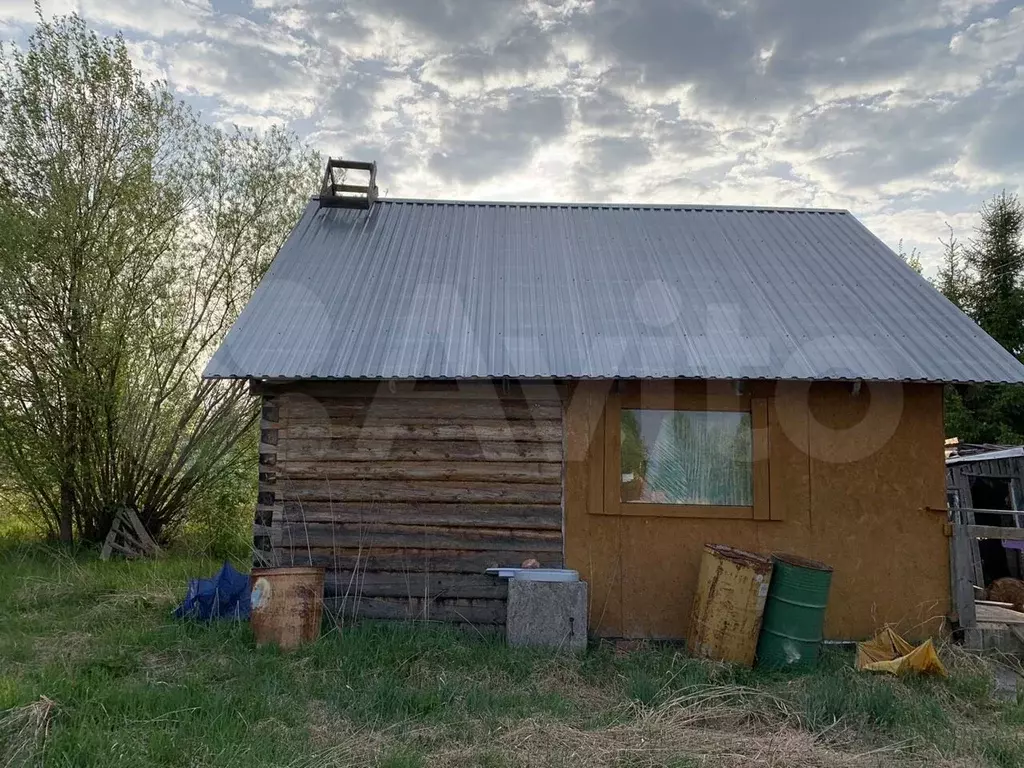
0,696,56,767
305,699,393,759
528,658,618,711
419,717,981,768
33,631,93,667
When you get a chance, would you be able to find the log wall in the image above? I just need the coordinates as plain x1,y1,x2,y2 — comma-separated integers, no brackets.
255,381,566,625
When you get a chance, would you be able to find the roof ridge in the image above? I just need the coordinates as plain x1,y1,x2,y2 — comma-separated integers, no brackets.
372,197,850,215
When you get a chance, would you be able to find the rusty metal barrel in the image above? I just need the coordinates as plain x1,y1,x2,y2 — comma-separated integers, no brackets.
686,544,774,666
250,566,325,650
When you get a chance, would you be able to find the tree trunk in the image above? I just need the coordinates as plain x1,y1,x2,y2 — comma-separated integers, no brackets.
58,473,75,543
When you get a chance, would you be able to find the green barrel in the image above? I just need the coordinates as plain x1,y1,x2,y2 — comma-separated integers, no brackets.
756,554,833,670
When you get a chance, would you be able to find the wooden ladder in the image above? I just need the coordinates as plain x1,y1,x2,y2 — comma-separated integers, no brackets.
319,158,378,209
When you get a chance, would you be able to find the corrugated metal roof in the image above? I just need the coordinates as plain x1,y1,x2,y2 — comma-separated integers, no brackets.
204,198,1024,383
947,446,1024,465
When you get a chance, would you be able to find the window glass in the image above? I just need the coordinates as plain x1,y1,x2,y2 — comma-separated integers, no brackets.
620,409,753,506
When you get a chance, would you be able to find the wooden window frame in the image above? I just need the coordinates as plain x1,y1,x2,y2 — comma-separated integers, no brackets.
595,383,770,520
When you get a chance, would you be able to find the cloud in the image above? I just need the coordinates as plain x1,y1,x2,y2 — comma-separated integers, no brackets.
420,24,556,93
778,94,975,188
577,87,640,131
0,0,1023,273
162,38,319,116
428,91,570,183
966,87,1024,173
575,0,759,101
581,135,652,173
363,0,526,47
0,0,75,23
79,0,213,36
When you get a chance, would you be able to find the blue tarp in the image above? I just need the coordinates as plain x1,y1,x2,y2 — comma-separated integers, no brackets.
174,561,251,621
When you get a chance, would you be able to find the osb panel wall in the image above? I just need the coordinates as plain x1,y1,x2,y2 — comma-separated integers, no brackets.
257,380,565,626
565,380,949,641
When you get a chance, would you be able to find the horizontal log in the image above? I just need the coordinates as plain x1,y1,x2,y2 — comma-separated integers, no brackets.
270,547,563,573
280,421,563,443
329,158,376,171
266,380,567,401
965,525,1024,541
278,460,561,484
281,398,563,422
325,595,507,625
333,183,370,194
325,571,508,600
281,439,562,463
277,522,562,552
279,480,562,504
279,501,561,530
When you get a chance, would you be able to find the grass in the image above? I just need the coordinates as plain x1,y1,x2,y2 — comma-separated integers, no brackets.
1,539,1024,767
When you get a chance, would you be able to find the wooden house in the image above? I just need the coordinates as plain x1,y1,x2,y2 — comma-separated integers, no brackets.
205,161,1024,640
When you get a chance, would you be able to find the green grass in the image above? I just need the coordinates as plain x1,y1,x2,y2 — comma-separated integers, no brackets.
1,540,1022,767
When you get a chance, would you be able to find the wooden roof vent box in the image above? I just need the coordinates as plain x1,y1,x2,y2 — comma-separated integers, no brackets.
319,157,378,209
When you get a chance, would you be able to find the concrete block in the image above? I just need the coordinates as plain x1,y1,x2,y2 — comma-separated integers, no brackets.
506,579,588,652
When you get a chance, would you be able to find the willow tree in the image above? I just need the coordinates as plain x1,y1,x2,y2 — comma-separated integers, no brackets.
0,14,319,542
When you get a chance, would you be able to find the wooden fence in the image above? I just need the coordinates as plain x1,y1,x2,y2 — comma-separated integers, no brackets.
948,506,1024,648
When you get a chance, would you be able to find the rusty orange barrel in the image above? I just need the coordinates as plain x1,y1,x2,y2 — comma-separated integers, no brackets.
686,544,774,666
250,566,325,650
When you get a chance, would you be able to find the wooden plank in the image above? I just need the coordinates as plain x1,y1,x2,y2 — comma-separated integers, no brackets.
329,158,375,171
106,540,142,558
603,389,620,517
278,460,562,483
280,422,563,442
951,522,979,644
965,525,1024,541
281,439,562,463
976,603,1024,624
280,479,562,504
952,473,984,588
281,398,563,422
269,380,567,401
333,183,370,194
766,390,803,522
326,595,507,625
963,506,986,587
752,396,770,521
279,501,562,530
274,547,563,572
123,508,160,555
277,522,563,551
576,382,625,636
324,571,508,600
114,523,149,553
99,516,121,561
620,391,751,412
592,502,755,520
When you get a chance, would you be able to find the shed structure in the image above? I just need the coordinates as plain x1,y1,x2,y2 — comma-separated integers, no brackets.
946,445,1024,587
206,172,1024,640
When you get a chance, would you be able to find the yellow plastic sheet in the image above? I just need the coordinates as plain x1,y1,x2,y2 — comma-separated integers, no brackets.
855,627,947,677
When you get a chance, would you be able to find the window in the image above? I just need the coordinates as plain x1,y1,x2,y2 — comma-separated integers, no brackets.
594,383,772,520
620,410,753,506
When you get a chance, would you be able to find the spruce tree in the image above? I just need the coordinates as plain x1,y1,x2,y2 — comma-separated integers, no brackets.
965,192,1024,356
944,193,1024,443
936,225,968,311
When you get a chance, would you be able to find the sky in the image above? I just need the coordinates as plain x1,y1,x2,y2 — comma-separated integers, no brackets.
2,0,1023,276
